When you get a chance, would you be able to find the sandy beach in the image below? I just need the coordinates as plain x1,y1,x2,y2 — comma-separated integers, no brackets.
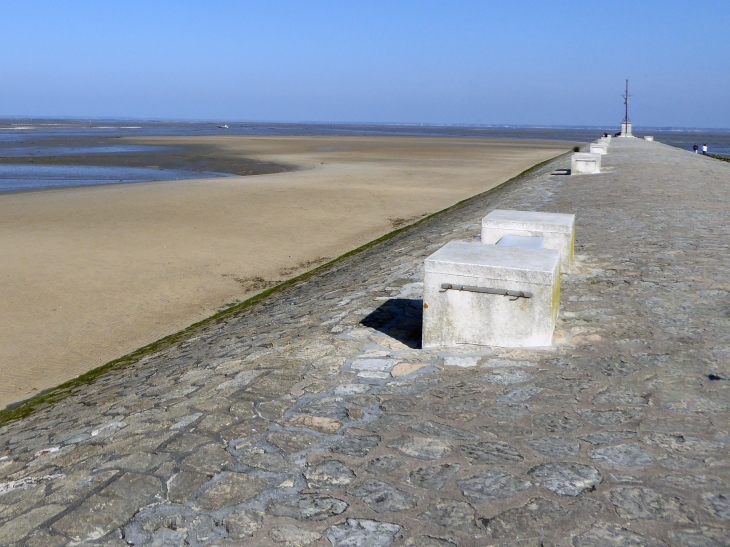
0,136,572,408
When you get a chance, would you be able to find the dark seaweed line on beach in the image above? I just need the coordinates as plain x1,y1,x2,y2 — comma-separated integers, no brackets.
709,153,730,163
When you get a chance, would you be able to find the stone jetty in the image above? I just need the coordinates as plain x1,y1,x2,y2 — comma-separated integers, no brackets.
1,138,729,546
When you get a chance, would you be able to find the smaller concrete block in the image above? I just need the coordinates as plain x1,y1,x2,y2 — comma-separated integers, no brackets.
589,142,608,155
482,209,575,272
571,153,601,174
422,241,561,348
496,235,545,248
481,210,574,236
643,136,654,141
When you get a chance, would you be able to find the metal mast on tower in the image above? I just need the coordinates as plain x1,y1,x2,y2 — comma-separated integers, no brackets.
620,79,632,137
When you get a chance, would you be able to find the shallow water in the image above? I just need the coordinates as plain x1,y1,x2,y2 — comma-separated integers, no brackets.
0,119,728,193
0,164,229,193
1,119,728,150
644,131,730,157
0,144,174,158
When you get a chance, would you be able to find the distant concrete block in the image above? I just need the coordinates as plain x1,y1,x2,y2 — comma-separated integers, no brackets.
644,136,654,141
482,209,575,272
590,142,608,155
571,153,601,174
620,122,633,137
422,241,561,348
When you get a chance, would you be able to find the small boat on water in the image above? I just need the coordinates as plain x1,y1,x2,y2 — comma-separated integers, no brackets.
217,124,229,129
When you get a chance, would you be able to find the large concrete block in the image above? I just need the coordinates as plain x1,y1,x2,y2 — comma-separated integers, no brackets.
590,142,608,155
571,153,601,174
422,241,561,348
481,209,575,272
620,122,633,137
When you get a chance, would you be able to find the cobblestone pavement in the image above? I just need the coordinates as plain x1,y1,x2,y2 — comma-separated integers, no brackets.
1,138,729,546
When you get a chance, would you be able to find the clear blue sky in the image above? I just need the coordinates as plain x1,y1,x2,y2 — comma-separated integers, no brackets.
2,1,728,127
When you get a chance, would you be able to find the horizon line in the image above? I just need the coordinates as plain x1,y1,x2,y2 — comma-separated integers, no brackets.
1,116,729,133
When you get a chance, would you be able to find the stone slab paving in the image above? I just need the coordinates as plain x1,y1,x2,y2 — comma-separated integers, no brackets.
1,138,729,546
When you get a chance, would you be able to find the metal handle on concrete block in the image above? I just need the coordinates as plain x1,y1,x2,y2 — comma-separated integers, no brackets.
440,283,532,299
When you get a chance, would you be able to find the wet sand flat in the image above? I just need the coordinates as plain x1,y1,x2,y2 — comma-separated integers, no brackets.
0,136,571,408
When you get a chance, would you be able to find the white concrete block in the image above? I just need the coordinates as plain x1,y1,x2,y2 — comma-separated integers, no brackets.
571,153,601,174
590,142,608,155
643,136,654,141
620,122,633,137
496,235,545,248
422,241,561,348
482,209,575,272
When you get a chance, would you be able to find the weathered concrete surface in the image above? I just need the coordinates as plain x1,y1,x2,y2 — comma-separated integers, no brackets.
481,209,575,272
589,143,608,155
422,241,561,348
571,153,601,175
1,138,729,546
